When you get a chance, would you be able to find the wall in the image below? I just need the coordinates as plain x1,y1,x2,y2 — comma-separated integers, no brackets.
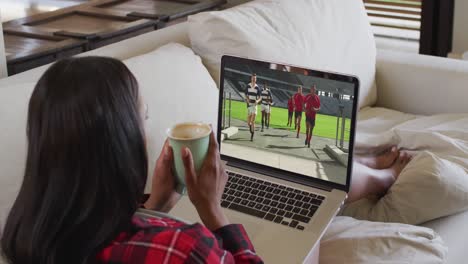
452,0,468,56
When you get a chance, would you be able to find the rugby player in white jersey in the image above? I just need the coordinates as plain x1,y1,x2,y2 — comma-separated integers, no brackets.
245,74,262,141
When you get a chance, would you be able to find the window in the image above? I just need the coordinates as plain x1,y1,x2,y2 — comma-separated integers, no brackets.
364,0,422,53
364,0,455,57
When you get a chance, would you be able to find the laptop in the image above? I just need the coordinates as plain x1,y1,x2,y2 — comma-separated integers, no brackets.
171,55,359,263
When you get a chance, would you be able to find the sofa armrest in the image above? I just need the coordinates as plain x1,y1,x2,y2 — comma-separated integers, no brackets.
375,49,468,115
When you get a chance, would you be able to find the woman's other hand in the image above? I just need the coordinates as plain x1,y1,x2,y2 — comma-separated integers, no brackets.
144,140,181,212
182,130,229,231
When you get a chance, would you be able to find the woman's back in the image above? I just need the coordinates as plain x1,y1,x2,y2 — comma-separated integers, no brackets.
0,57,263,264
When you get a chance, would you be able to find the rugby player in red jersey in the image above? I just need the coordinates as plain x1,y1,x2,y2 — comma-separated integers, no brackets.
292,86,305,138
304,85,321,148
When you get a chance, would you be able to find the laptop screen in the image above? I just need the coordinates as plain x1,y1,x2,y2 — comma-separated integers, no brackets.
219,56,359,189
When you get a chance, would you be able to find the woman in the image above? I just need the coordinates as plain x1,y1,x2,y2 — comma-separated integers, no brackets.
1,57,263,264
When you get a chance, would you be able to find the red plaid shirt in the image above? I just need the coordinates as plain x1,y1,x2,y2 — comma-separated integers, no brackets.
96,211,263,263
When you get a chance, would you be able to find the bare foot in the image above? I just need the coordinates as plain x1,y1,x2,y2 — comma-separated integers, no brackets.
356,146,399,170
388,152,412,180
371,152,412,197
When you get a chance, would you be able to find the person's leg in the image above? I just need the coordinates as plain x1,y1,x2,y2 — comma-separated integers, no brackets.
296,114,302,138
248,112,254,134
252,113,256,130
305,121,310,145
308,126,313,148
347,152,412,203
355,146,399,170
308,119,315,148
251,113,256,141
294,112,298,130
267,112,271,129
261,110,265,132
247,107,251,126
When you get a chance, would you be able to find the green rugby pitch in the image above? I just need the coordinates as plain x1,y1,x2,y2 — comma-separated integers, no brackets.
226,100,350,140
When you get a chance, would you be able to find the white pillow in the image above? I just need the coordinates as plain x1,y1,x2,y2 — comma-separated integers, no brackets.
0,83,35,228
342,151,468,225
123,43,219,192
321,216,447,264
355,107,418,151
189,0,377,109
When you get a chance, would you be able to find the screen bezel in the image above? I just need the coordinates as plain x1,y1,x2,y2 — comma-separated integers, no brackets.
218,55,360,193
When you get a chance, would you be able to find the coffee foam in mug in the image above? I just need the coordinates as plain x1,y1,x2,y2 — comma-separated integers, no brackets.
168,123,211,140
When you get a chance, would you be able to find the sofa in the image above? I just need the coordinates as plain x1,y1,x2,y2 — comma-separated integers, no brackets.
1,0,467,263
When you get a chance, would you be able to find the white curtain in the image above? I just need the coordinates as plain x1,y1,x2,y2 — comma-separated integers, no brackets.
0,10,7,78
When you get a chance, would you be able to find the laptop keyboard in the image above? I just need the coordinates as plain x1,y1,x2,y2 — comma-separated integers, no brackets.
221,171,325,231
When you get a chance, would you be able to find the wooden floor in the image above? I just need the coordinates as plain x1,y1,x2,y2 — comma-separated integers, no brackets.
0,0,89,22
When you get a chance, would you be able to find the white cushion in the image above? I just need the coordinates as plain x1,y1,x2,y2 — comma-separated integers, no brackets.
355,107,418,152
342,151,468,225
343,109,468,225
0,83,35,228
352,107,468,264
321,216,448,264
123,43,219,192
188,0,377,109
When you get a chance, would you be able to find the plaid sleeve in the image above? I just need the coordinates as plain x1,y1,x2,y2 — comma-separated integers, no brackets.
183,224,263,264
213,224,263,263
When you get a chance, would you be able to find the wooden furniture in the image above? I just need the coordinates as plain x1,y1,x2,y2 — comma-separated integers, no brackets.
96,0,225,22
5,31,87,76
3,0,226,75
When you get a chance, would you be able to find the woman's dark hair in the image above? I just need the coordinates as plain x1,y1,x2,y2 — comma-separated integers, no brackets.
1,57,148,264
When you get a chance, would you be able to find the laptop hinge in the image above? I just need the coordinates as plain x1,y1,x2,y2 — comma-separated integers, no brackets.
226,160,334,192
